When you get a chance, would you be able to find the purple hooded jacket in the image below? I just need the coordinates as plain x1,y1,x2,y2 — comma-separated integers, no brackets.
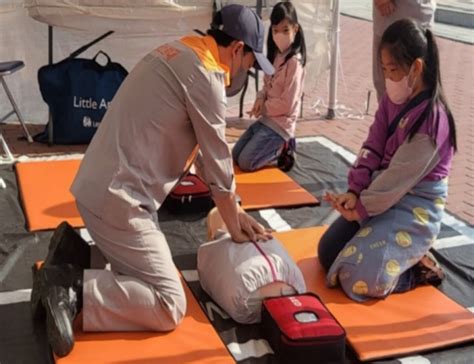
348,93,454,220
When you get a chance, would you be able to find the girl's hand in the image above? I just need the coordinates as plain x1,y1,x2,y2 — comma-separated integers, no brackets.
323,191,335,202
231,211,273,243
324,191,361,222
338,207,361,222
334,192,358,210
247,98,264,119
323,191,338,209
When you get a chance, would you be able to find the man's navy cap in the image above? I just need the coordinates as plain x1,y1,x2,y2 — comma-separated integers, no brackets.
218,4,274,75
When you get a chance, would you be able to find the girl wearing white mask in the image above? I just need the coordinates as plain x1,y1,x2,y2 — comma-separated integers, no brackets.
318,19,457,302
232,1,306,172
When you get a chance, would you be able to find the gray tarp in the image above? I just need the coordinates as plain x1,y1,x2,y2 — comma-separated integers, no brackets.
0,138,473,363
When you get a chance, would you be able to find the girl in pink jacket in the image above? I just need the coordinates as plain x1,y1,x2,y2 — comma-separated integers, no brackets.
232,1,306,172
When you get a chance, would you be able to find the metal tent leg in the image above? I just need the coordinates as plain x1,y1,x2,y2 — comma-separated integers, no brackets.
0,76,33,143
0,132,14,162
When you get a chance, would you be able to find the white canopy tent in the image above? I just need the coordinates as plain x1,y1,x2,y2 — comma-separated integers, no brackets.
0,0,339,126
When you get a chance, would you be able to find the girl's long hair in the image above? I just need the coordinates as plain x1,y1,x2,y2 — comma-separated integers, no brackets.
380,19,457,151
267,1,307,67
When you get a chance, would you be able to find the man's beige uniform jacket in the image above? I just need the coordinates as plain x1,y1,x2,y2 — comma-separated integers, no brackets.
72,36,235,231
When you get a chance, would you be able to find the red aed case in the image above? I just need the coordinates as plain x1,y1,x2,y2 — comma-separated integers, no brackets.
262,293,346,363
164,174,214,214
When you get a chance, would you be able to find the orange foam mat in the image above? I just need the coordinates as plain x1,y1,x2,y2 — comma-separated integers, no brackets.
15,159,84,231
274,227,474,361
234,166,319,210
16,160,318,231
56,277,233,364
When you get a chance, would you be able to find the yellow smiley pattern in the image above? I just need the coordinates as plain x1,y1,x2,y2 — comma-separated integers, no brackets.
396,231,412,247
352,281,369,295
342,245,357,257
413,207,429,225
357,227,372,238
434,198,445,210
385,260,401,276
329,273,338,286
325,179,448,301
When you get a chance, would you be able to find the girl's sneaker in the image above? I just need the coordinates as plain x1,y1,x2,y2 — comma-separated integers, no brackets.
277,138,296,172
413,251,446,287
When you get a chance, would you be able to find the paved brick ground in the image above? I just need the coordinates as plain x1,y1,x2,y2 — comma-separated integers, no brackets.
233,16,474,224
2,16,473,224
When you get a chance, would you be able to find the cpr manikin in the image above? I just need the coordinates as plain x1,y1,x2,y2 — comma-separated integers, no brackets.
198,208,306,324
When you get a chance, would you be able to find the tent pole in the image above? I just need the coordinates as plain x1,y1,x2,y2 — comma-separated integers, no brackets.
326,0,340,120
48,25,54,145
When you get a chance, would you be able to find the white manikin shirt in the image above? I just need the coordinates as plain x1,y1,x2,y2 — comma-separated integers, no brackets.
198,233,306,324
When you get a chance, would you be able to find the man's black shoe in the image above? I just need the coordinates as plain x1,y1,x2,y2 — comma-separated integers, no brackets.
31,263,83,321
31,264,82,357
44,221,91,270
44,285,78,357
